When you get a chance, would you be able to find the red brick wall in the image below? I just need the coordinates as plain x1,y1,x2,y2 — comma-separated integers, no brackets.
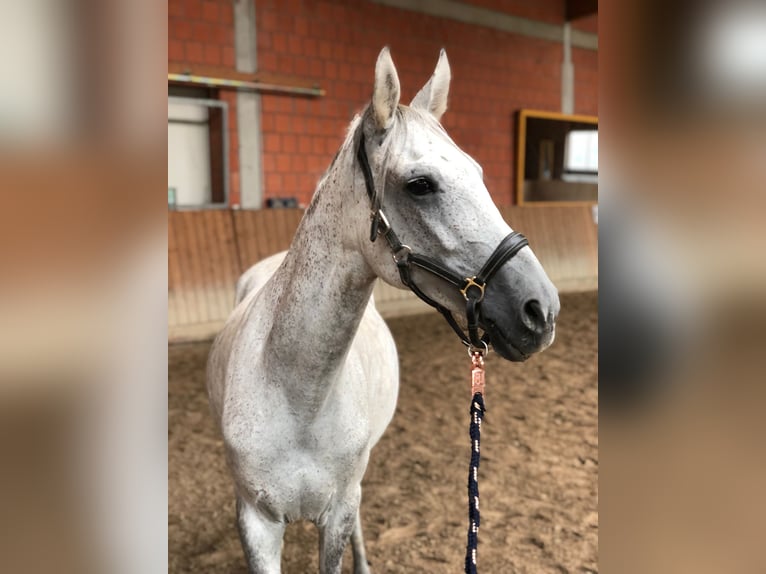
168,0,241,205
573,13,598,34
168,0,598,207
573,46,599,118
256,0,597,206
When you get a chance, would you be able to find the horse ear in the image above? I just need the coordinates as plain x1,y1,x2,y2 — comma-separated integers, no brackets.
411,49,451,122
372,47,400,130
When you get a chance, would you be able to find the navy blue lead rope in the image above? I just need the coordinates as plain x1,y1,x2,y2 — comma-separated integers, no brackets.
465,391,486,573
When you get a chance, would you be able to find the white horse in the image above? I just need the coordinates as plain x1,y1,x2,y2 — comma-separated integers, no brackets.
207,47,559,574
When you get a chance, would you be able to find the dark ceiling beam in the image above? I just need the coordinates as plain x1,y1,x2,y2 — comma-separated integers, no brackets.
566,0,598,21
371,0,598,50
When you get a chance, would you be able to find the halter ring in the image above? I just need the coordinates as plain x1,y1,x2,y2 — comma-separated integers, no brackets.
392,244,411,264
467,340,489,357
460,276,485,302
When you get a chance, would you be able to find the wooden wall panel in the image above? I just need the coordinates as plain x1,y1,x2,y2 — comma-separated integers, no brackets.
168,210,241,341
500,206,598,292
168,206,597,341
232,208,304,270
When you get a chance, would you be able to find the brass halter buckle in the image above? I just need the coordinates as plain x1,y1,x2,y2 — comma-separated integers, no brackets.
460,276,485,302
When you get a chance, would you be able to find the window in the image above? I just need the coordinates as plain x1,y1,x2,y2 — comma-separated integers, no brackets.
516,110,598,205
563,130,598,183
565,130,598,173
168,90,229,208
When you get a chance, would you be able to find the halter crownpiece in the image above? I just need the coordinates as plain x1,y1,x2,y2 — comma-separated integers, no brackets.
357,132,529,352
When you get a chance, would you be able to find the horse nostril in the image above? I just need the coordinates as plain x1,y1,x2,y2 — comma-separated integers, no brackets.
522,299,547,332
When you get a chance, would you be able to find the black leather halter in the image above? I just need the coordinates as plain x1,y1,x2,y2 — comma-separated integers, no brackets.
357,132,529,351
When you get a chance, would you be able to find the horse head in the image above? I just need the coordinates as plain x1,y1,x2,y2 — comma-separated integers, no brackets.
356,47,559,361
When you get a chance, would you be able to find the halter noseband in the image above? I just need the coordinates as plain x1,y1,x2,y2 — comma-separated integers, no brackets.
357,132,529,352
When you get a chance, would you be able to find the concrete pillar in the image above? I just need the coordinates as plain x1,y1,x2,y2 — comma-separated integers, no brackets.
561,22,575,114
234,0,263,208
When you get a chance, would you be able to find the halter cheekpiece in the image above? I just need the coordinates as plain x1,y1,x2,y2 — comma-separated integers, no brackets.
357,131,529,352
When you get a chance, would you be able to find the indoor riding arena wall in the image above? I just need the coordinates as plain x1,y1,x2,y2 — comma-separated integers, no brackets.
168,206,597,342
168,0,597,208
168,0,599,341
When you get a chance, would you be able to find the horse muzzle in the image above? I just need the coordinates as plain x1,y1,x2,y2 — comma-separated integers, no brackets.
480,275,560,362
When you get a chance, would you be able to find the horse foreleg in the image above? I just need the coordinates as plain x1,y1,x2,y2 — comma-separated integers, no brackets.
351,506,371,574
318,494,360,574
236,497,285,574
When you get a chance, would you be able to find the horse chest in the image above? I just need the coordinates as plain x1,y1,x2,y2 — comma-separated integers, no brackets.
226,390,371,521
228,380,371,464
223,367,372,507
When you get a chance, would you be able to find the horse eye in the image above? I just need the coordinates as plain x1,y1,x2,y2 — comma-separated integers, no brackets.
405,177,436,196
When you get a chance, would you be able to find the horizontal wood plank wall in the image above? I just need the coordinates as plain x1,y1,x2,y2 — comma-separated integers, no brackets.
168,206,597,342
232,208,304,270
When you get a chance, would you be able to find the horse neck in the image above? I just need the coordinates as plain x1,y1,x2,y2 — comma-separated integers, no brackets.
264,142,376,413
